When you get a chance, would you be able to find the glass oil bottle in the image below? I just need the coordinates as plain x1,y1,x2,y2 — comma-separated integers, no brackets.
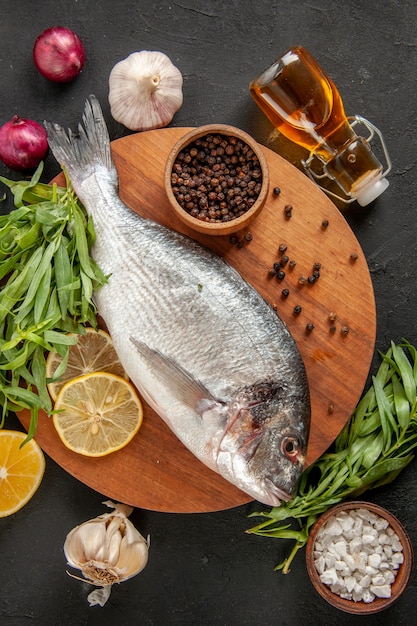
250,46,391,206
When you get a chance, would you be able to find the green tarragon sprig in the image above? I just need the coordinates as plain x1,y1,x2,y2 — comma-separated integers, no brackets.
247,340,417,573
0,163,107,441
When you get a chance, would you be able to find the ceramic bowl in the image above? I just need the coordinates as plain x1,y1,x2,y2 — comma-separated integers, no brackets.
306,501,413,614
164,124,269,236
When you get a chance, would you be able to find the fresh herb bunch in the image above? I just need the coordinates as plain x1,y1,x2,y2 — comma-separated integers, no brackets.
247,340,417,573
0,163,107,441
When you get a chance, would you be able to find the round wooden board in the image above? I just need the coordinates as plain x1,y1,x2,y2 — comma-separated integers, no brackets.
18,127,376,513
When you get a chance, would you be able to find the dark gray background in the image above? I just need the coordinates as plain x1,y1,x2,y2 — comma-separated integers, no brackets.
1,2,416,624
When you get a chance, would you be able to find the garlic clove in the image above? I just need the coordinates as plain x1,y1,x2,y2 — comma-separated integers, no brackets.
109,50,183,131
63,500,149,606
88,586,112,608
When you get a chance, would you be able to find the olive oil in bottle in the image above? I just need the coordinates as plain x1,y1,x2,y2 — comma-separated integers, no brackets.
250,47,390,206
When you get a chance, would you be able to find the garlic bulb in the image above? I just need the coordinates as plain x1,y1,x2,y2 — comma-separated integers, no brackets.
64,500,149,607
109,50,183,131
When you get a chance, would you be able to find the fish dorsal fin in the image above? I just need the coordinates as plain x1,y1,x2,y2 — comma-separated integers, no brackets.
129,337,219,414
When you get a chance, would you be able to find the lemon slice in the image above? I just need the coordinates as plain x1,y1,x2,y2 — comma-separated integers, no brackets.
53,372,143,457
0,430,46,518
46,328,128,401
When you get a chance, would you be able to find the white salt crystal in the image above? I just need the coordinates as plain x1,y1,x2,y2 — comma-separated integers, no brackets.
374,518,389,531
344,554,356,571
371,584,392,598
338,514,355,533
384,571,395,585
368,553,382,568
378,533,390,545
392,552,404,566
320,568,339,586
392,539,403,552
362,533,377,545
358,574,371,589
325,553,336,569
362,589,376,603
371,574,386,586
383,545,393,559
334,541,347,557
325,518,344,536
349,537,362,553
314,556,325,575
345,576,356,593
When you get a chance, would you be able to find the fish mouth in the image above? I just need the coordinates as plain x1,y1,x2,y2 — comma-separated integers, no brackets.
262,478,293,505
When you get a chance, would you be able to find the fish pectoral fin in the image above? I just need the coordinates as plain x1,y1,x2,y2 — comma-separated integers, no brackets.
129,336,220,415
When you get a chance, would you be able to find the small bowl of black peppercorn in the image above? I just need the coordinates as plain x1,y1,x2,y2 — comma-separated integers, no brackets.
164,124,269,236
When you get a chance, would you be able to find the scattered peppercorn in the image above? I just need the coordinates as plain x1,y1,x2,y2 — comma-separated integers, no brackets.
289,259,297,269
328,404,334,415
276,270,286,281
298,275,307,285
350,252,358,262
313,262,322,271
171,133,263,223
237,239,244,249
284,204,293,219
328,312,337,322
329,325,337,333
306,322,315,332
268,268,277,277
281,288,290,298
273,261,281,271
229,234,238,245
293,305,302,315
278,243,287,253
281,255,289,265
244,232,253,242
341,326,350,336
321,219,329,229
273,186,281,196
307,275,316,284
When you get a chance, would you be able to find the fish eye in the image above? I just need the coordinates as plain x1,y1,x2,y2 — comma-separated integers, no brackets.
281,436,300,460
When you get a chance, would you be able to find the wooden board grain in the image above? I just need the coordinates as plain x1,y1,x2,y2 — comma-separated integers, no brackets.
18,127,376,513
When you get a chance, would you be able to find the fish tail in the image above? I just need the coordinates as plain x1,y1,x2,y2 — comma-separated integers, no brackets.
44,94,117,189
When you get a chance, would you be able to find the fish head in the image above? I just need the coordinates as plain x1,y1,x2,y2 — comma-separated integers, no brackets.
217,380,310,506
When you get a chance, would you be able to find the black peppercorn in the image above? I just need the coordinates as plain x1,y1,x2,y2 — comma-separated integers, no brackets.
273,186,281,196
293,305,302,315
171,132,263,223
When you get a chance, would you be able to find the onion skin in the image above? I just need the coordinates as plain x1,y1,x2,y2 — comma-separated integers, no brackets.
33,26,85,83
0,116,48,171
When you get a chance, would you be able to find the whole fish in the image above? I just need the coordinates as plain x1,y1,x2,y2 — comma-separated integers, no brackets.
45,95,311,506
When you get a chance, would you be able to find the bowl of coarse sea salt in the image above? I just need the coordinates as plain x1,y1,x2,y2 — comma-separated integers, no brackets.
306,501,413,614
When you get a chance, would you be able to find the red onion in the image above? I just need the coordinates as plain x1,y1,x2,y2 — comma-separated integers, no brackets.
0,116,48,171
33,26,85,83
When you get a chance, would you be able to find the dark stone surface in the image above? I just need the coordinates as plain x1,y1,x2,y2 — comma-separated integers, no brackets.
1,2,416,624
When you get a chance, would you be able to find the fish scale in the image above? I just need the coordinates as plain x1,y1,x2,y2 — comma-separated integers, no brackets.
45,95,311,506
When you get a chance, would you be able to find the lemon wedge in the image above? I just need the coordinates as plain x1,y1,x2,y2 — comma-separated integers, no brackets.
46,328,128,401
0,430,45,518
53,372,143,457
